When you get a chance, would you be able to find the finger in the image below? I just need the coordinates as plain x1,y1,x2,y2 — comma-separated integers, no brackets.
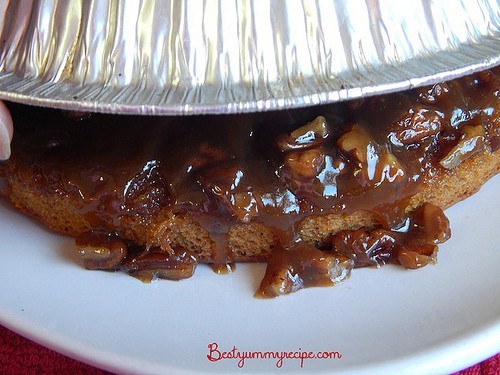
0,101,13,160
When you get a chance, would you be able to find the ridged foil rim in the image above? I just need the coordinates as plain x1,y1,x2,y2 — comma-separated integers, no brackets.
1,55,497,116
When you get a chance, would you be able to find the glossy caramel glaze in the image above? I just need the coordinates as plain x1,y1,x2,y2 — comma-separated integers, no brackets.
1,68,498,297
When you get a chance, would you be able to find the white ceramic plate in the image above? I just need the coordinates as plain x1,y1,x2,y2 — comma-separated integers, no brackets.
0,175,499,375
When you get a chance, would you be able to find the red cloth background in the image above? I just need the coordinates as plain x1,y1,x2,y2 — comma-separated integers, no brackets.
0,325,498,374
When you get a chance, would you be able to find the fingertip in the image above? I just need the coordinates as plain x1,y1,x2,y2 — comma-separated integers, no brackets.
0,100,13,160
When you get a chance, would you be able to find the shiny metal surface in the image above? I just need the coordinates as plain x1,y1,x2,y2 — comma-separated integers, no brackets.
0,0,498,115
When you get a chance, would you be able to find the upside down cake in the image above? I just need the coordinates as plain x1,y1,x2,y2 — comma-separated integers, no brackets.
0,68,499,297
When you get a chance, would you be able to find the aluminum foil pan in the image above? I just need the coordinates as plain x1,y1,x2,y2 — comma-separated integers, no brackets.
0,0,498,115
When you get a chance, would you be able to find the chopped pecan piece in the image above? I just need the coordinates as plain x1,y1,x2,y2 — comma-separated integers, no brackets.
123,248,197,282
256,243,354,298
439,125,486,170
332,229,397,268
397,244,438,269
395,204,449,268
75,231,127,270
337,123,373,163
389,106,444,145
376,152,406,184
284,148,325,180
409,203,451,244
338,124,405,186
199,163,260,222
277,116,331,151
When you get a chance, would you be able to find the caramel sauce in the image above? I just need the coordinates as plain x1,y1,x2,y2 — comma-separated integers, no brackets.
1,68,498,297
255,243,355,298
